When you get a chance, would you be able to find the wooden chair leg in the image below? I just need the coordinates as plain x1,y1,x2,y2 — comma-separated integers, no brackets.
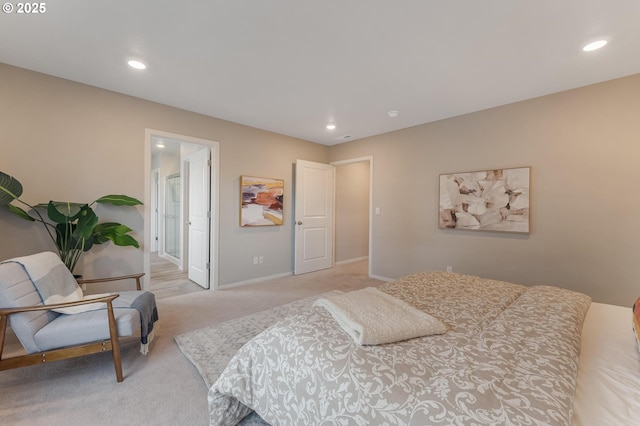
0,315,7,360
106,301,123,382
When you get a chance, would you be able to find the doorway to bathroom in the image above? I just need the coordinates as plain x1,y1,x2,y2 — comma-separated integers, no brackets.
144,130,220,298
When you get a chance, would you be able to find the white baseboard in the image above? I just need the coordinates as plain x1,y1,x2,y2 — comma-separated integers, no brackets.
219,259,388,289
335,256,368,266
159,252,181,268
369,273,394,282
219,272,293,289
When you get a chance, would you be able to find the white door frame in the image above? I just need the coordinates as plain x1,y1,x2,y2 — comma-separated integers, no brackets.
144,129,220,290
293,156,374,277
150,168,160,253
330,156,374,278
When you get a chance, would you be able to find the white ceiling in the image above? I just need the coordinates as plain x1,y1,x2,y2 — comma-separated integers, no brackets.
1,1,639,146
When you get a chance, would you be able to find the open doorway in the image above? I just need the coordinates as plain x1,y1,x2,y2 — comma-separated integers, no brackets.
293,156,373,277
332,157,372,275
144,130,220,298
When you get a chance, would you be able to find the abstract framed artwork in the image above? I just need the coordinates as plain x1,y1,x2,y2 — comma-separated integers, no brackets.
439,167,530,233
240,176,284,226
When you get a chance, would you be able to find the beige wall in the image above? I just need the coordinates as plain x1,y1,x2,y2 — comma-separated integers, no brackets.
0,63,329,286
3,62,639,305
330,74,640,306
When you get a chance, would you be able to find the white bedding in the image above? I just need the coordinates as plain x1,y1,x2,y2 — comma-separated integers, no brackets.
573,302,640,425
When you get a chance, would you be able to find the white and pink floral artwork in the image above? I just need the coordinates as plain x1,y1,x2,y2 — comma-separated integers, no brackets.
439,167,530,233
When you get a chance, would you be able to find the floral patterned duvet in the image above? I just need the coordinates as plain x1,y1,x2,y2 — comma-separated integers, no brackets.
208,272,591,426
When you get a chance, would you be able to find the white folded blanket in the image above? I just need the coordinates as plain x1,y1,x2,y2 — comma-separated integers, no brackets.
313,287,446,345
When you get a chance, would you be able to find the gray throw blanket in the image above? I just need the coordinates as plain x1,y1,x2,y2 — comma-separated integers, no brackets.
112,291,159,354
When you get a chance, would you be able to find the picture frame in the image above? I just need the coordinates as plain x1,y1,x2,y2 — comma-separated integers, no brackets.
439,167,530,233
240,176,284,226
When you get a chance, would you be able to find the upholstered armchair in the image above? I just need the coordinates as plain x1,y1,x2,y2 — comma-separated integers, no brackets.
0,252,158,382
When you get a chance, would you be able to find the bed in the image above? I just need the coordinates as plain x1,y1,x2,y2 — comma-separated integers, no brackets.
207,272,640,426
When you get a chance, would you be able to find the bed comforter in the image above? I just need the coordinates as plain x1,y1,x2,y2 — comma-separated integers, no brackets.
208,272,591,425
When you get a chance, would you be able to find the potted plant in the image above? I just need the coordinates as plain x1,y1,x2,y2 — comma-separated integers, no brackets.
0,171,143,273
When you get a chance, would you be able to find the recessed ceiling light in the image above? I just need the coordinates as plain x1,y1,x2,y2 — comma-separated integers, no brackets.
582,40,607,52
128,60,147,70
326,124,336,130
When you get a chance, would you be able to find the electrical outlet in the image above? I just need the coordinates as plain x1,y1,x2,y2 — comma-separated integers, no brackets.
259,255,264,264
253,256,259,265
446,266,453,273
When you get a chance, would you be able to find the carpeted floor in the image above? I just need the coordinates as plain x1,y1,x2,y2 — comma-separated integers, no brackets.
0,261,382,426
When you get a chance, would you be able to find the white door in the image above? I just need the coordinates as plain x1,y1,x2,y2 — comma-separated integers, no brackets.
187,148,210,288
294,159,334,275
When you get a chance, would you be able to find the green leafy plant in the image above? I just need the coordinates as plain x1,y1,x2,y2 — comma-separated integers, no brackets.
0,171,143,273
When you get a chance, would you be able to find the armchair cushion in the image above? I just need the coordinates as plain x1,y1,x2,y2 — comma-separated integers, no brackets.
35,300,140,351
8,251,104,314
0,261,58,353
